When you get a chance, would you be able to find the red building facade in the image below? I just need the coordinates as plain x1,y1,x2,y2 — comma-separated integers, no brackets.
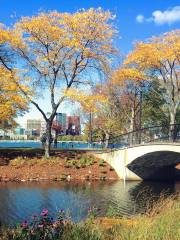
66,116,80,135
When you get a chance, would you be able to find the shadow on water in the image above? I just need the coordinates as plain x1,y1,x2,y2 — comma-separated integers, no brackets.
0,180,179,225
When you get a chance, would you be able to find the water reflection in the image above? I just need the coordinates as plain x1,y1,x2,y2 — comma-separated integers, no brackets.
0,180,178,225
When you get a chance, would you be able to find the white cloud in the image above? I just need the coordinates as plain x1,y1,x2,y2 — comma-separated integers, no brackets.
136,6,180,25
136,14,144,23
152,6,180,25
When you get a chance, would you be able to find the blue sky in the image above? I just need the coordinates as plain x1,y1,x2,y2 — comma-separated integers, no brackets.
0,0,180,126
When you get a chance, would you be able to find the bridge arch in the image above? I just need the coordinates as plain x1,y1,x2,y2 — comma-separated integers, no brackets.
94,144,180,181
127,150,180,180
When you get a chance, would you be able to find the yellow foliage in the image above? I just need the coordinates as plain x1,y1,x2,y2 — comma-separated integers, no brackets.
112,67,145,86
65,88,107,113
119,30,180,127
0,8,116,130
0,67,28,126
124,30,180,70
0,29,11,44
9,8,117,77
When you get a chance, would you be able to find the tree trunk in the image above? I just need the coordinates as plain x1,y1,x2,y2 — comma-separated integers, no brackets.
105,132,109,148
129,107,135,146
89,112,93,144
169,110,176,141
138,88,143,144
54,130,58,148
44,121,52,158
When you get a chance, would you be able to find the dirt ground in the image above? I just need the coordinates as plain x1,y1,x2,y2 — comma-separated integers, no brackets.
0,149,118,182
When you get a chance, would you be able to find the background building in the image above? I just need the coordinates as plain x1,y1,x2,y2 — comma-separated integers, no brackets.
66,116,81,135
27,119,41,130
9,128,27,140
26,119,41,137
56,113,67,134
3,114,81,140
40,120,46,135
15,127,25,135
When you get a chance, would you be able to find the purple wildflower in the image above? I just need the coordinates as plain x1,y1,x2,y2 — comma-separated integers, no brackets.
32,215,37,220
40,209,48,217
21,220,28,228
38,224,44,228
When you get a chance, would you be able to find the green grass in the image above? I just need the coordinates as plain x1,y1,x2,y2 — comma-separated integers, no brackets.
8,152,100,169
103,194,180,240
99,159,106,167
9,156,61,166
61,223,102,240
64,154,97,169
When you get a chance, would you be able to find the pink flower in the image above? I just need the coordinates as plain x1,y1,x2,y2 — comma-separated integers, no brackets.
32,215,37,220
40,209,48,216
38,224,44,228
21,220,28,228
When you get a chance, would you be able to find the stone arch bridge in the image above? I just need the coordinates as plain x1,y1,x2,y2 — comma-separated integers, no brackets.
95,144,180,180
94,125,180,181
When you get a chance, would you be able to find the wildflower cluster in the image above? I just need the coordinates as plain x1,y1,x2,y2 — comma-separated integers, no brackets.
17,209,67,240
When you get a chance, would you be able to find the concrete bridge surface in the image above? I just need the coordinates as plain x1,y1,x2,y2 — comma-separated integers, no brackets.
94,143,180,181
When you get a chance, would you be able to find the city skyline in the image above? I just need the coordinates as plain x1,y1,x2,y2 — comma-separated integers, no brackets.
0,112,81,139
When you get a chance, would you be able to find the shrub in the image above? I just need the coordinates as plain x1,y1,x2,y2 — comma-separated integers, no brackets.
9,157,26,166
60,174,67,181
10,157,60,167
99,159,105,167
109,167,114,171
64,162,73,168
63,155,96,169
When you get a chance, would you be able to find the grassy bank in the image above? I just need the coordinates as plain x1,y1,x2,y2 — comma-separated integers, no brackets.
0,194,179,240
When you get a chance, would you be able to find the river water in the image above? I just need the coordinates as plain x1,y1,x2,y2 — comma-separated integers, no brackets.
0,140,124,149
0,180,179,225
0,141,104,149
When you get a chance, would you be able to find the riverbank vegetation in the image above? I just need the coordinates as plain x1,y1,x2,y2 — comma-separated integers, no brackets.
0,194,179,240
0,149,117,181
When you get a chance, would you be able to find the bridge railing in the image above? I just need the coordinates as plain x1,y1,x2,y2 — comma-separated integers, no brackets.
108,124,180,149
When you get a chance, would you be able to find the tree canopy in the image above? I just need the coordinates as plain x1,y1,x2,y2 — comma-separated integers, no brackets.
0,8,117,156
124,30,180,126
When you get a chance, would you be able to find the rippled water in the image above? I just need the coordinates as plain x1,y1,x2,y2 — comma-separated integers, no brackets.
0,180,179,225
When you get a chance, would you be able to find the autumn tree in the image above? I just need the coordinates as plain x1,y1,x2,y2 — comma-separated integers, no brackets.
112,67,146,132
65,87,108,143
2,9,116,157
72,82,127,147
0,29,28,129
92,82,128,146
124,30,180,130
